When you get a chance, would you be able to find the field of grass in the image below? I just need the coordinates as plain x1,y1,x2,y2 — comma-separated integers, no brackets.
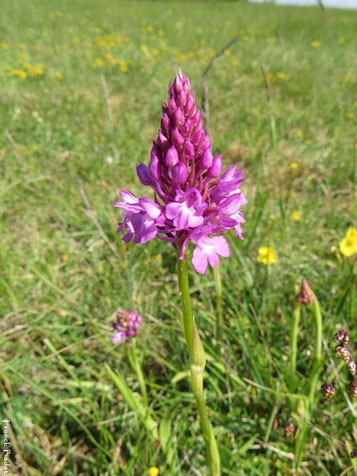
1,0,357,474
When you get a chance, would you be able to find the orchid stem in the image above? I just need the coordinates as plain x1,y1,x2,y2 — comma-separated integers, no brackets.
295,293,323,470
128,339,148,407
177,256,221,476
289,305,301,379
213,265,223,349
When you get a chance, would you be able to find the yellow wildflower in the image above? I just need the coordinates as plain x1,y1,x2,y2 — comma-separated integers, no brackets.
148,467,159,476
276,72,286,80
119,60,128,72
344,75,356,84
167,9,173,15
8,69,27,79
94,57,104,67
1,41,8,49
291,210,301,221
339,228,357,257
293,129,303,138
345,111,354,119
311,41,320,48
105,53,116,64
335,128,343,137
175,22,182,29
32,144,39,151
338,37,345,44
158,30,164,36
290,162,299,169
257,246,277,265
54,71,63,80
152,48,159,56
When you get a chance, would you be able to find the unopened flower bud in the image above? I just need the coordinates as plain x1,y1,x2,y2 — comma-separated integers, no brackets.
321,383,335,399
296,279,315,306
183,139,195,161
284,422,294,436
335,344,351,363
334,330,349,347
161,113,172,138
176,91,186,108
294,426,300,438
207,155,222,178
157,130,169,151
199,148,213,169
172,127,184,149
348,360,357,376
149,152,160,181
165,146,179,167
191,110,201,130
168,96,177,115
137,163,151,185
192,129,204,148
181,119,191,137
173,72,184,94
172,161,188,184
184,93,196,117
173,108,185,128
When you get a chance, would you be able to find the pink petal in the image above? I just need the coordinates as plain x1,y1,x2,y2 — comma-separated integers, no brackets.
192,247,208,274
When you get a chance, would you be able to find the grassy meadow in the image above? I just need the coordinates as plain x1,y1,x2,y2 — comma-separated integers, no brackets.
1,0,357,474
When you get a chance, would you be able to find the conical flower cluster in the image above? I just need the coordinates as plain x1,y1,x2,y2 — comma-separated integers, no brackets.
114,71,247,274
112,308,142,344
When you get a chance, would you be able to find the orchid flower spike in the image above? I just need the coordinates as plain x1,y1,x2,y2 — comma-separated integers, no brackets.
114,71,247,273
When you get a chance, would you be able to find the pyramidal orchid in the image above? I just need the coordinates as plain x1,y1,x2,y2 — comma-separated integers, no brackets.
114,72,247,476
114,71,247,274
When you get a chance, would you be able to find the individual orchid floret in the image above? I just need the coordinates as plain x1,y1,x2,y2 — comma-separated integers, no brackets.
191,230,230,275
114,71,247,273
112,308,142,344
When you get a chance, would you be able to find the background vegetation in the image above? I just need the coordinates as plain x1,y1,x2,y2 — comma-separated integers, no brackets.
1,0,356,474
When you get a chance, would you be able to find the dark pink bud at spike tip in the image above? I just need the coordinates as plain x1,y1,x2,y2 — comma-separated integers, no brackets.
114,71,247,274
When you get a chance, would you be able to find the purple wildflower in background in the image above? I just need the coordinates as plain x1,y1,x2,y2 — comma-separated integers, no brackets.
114,71,247,273
112,308,142,344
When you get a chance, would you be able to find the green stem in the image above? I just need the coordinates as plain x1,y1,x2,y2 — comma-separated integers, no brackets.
177,257,193,354
289,305,301,378
177,256,221,476
213,265,223,348
128,339,148,407
312,296,322,364
295,294,323,470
